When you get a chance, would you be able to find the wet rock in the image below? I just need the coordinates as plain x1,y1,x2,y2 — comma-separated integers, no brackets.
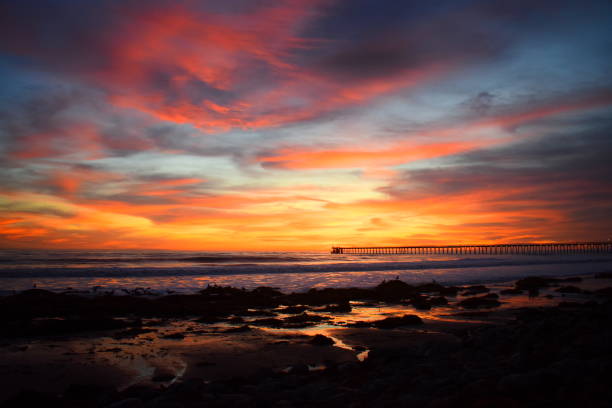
409,295,432,310
250,318,285,328
152,367,176,382
461,285,490,296
555,285,582,293
458,294,501,309
320,301,352,313
515,276,552,290
193,315,225,324
595,287,612,297
238,309,276,317
372,314,423,329
373,279,417,300
107,398,144,408
120,385,161,402
309,334,335,346
500,288,523,295
224,325,251,333
415,282,459,296
1,390,63,408
429,296,449,306
283,312,330,326
281,305,309,314
560,277,583,283
346,320,372,328
287,364,309,375
113,327,156,339
162,332,185,340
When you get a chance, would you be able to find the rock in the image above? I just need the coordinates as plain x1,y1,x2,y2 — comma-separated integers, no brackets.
281,305,309,314
223,325,251,333
461,285,490,296
309,334,335,346
500,288,523,295
429,296,449,306
458,294,501,309
515,276,551,290
107,398,144,408
287,364,309,375
410,295,432,310
320,301,352,313
555,285,582,293
373,279,416,300
346,320,372,328
372,314,423,329
1,390,63,408
595,287,612,297
283,312,329,326
152,368,176,382
162,332,185,340
249,317,285,328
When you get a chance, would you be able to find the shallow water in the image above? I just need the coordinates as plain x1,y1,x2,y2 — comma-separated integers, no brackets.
1,250,611,294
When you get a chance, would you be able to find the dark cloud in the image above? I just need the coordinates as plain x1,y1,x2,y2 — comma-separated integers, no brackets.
382,114,612,239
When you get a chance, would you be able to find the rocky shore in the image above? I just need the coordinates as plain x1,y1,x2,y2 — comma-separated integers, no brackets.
2,273,612,407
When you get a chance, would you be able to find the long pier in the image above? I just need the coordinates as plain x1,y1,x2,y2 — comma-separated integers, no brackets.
331,242,612,255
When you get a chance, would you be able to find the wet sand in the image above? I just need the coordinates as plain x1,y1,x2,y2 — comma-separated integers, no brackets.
1,273,612,407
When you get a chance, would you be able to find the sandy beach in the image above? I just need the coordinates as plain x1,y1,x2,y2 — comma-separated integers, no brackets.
2,272,612,407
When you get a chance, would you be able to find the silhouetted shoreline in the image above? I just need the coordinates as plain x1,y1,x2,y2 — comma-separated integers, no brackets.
2,273,612,407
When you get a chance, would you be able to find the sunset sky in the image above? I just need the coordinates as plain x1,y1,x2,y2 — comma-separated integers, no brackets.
1,0,611,250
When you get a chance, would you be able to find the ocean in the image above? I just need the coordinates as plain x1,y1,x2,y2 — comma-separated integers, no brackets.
1,250,612,295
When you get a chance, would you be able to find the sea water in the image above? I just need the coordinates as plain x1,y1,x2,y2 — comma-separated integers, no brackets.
1,250,611,295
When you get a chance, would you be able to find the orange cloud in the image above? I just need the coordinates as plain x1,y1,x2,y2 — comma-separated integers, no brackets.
259,91,612,170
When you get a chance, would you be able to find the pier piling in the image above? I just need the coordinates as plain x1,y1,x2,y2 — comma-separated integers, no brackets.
331,242,612,255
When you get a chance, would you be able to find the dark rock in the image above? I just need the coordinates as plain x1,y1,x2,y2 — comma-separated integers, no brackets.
461,285,490,296
107,398,144,408
162,332,185,340
373,279,416,300
410,295,432,310
555,285,582,294
429,296,449,306
113,327,156,339
346,320,372,328
515,276,552,290
415,282,459,296
560,277,583,283
152,368,176,382
372,314,423,329
287,364,309,375
500,288,523,295
458,294,501,309
223,325,251,333
320,301,352,313
237,309,276,317
283,312,330,326
0,390,63,408
309,334,335,346
595,287,612,297
280,305,308,314
249,318,285,328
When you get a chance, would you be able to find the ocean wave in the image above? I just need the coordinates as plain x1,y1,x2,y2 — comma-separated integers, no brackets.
1,257,610,278
0,255,304,264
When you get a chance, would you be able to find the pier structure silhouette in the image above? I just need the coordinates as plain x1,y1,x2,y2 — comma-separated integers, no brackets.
331,242,612,255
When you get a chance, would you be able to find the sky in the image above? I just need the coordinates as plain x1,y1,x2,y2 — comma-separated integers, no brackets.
0,0,611,251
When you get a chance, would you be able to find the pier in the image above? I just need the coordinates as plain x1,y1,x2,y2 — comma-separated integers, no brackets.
331,242,612,255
